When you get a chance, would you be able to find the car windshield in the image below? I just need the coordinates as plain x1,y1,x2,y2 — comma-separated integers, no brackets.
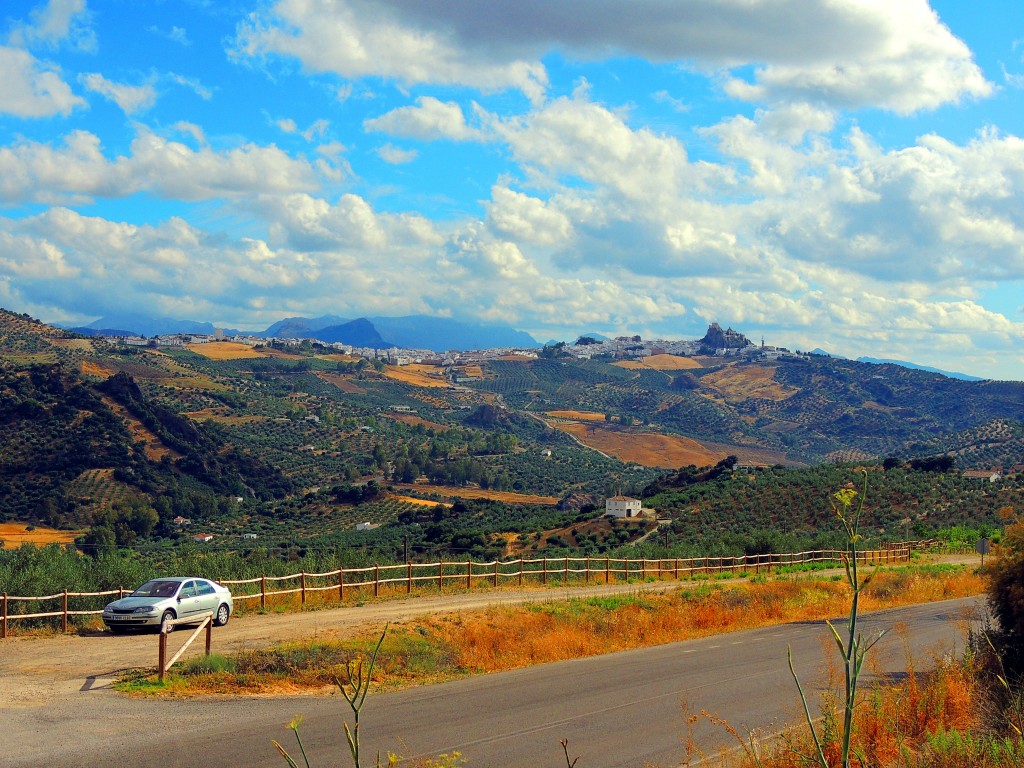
131,580,179,598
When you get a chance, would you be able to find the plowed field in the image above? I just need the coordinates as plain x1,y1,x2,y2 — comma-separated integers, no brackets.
186,342,266,360
550,422,725,468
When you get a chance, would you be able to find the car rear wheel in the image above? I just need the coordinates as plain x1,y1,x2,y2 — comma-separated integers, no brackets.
214,603,230,627
160,610,175,634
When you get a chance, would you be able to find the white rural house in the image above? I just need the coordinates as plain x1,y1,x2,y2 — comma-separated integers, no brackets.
605,495,642,518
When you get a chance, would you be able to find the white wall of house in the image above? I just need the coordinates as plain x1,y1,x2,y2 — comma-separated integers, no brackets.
605,496,642,518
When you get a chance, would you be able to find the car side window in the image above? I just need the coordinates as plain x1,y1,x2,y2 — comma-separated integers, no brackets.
179,581,197,598
197,581,215,596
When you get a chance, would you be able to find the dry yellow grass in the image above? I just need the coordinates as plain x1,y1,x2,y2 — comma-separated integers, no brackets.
700,364,797,401
642,354,702,370
384,365,450,388
422,568,985,675
613,354,702,371
550,421,725,468
80,360,117,378
0,523,83,549
185,342,266,360
394,495,443,507
545,410,607,421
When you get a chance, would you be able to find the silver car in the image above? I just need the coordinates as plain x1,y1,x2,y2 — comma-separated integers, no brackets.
102,577,233,634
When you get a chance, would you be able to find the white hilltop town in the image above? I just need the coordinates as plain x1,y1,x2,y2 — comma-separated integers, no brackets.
101,322,800,369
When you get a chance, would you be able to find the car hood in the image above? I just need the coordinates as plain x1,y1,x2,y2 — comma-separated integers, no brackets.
105,596,166,610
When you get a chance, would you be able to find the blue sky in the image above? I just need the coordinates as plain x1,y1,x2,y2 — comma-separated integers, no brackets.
0,0,1022,380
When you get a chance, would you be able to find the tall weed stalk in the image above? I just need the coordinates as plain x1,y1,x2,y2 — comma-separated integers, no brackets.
788,472,885,768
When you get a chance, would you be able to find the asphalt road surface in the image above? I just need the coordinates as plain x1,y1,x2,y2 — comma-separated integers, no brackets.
3,595,984,768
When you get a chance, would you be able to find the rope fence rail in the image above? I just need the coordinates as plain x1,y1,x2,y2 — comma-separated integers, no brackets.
1,544,919,638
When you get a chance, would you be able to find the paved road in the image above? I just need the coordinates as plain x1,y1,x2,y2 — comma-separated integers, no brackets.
4,595,984,768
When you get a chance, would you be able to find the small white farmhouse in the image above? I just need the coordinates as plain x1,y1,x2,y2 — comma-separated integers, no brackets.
605,495,642,518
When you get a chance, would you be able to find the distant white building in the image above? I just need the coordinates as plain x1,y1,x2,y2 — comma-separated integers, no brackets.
605,495,642,518
356,522,380,531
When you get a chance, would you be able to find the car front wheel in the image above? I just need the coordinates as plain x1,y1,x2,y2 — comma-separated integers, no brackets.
159,610,175,634
214,603,230,627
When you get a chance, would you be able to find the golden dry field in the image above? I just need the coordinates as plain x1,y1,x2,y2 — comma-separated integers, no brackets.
393,495,443,507
545,410,607,421
384,364,450,388
392,484,560,505
185,342,266,360
0,523,84,549
550,422,726,468
613,354,702,372
700,364,798,401
80,360,117,378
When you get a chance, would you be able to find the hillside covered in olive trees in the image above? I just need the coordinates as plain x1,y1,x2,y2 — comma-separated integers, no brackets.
0,308,1020,560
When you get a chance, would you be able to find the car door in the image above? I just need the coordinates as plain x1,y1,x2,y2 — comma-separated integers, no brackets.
194,580,219,617
176,580,202,620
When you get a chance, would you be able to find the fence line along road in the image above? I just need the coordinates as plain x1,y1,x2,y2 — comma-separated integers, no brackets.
0,544,926,638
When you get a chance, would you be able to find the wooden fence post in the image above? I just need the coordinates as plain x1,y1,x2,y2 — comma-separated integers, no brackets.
563,557,568,584
338,569,345,601
300,572,306,605
62,590,68,633
518,558,524,588
674,558,679,580
642,559,646,581
374,565,380,598
585,557,590,584
606,557,610,584
438,561,444,592
158,631,168,682
466,558,472,590
260,576,266,609
2,593,7,639
542,557,547,586
205,621,213,656
493,560,499,588
407,562,413,594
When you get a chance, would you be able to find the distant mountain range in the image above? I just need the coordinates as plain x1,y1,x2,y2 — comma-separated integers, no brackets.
65,313,540,352
855,357,985,382
809,349,982,381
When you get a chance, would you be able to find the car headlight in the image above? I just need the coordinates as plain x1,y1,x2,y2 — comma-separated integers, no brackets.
132,606,155,614
103,604,113,612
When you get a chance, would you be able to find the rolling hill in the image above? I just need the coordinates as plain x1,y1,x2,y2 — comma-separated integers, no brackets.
0,308,1020,557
